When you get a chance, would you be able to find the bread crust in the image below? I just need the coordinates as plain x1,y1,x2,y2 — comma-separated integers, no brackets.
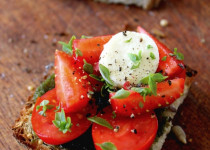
94,0,162,10
12,66,197,150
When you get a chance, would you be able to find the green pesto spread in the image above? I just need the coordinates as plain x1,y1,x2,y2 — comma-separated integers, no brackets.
33,74,55,101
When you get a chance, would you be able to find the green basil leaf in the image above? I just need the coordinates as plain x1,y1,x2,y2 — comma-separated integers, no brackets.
81,35,92,39
128,53,139,63
75,48,83,58
150,52,156,60
40,100,49,106
139,102,144,108
36,105,40,111
53,109,72,134
89,74,103,82
131,61,140,70
87,116,113,129
161,56,167,61
140,76,149,85
131,87,144,93
125,38,132,43
147,45,153,49
58,35,76,55
111,89,130,99
96,142,117,150
99,64,114,85
112,111,116,119
176,52,184,60
152,73,168,82
83,59,93,74
148,76,157,96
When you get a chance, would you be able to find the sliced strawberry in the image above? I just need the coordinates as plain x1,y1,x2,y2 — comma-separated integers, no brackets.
110,78,185,116
55,50,92,113
137,26,185,78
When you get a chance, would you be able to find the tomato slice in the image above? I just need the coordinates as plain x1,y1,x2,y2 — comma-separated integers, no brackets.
110,78,185,116
137,26,185,78
92,107,158,150
73,35,112,64
32,88,96,145
55,50,92,113
73,36,112,91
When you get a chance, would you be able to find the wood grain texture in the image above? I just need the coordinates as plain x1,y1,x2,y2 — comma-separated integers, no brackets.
0,0,209,149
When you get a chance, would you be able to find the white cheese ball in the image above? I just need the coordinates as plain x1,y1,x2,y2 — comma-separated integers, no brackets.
99,31,159,87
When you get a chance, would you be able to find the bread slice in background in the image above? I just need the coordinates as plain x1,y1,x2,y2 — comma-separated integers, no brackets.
94,0,162,10
12,66,197,150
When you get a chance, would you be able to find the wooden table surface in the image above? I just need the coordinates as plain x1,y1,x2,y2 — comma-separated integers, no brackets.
0,0,209,149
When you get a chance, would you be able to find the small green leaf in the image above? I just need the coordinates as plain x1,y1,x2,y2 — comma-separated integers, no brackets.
99,64,114,85
161,56,167,61
40,100,49,106
81,35,92,39
111,89,130,99
54,104,60,112
75,48,83,58
89,74,103,82
58,35,76,55
131,87,144,93
52,109,72,134
150,52,156,60
112,111,116,119
128,53,139,63
147,45,153,49
139,102,144,108
83,59,93,74
96,142,117,150
176,52,184,60
125,38,132,43
148,76,157,96
87,116,113,129
131,61,140,70
152,73,168,82
170,48,184,60
36,105,40,111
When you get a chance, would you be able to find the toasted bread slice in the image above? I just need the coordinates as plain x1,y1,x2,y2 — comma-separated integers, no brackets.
12,66,197,150
94,0,162,10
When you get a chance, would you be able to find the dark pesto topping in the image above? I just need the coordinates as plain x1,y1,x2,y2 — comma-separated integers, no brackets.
33,74,55,101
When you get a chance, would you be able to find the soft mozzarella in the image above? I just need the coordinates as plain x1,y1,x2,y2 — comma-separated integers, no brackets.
99,31,159,87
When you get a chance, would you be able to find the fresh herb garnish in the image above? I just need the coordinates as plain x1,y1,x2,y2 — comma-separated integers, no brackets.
111,88,130,99
161,56,167,61
147,45,153,49
58,35,76,55
112,111,116,119
54,104,61,112
81,35,92,39
89,74,103,82
75,48,83,58
52,109,72,134
83,59,93,74
128,50,142,70
96,142,117,150
139,102,144,108
131,87,152,102
99,64,114,86
36,100,54,116
140,73,168,96
140,73,168,84
169,48,184,60
125,38,132,43
150,52,156,60
87,116,113,129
